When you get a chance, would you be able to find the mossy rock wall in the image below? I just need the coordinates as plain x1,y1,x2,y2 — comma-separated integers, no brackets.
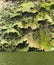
0,0,54,51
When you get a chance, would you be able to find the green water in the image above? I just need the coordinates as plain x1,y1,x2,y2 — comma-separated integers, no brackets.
0,52,54,65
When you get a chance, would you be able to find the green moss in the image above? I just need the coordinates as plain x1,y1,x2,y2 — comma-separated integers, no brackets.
0,0,54,51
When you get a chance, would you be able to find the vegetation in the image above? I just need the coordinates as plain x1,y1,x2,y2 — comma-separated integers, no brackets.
0,0,54,51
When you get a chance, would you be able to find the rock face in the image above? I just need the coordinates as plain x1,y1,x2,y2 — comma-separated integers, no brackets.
0,0,54,52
